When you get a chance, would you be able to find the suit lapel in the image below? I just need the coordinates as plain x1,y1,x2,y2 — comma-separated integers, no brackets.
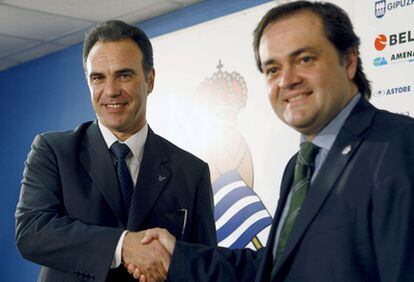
78,121,127,227
274,155,297,227
255,155,296,282
273,98,376,276
127,128,170,230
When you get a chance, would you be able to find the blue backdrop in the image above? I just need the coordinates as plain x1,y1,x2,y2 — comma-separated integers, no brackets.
0,0,271,280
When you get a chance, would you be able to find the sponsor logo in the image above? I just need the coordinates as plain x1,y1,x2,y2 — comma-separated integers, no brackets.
374,89,386,97
374,51,414,66
374,30,414,50
375,34,387,50
390,50,414,62
375,0,386,18
373,85,412,97
373,56,388,66
375,0,414,19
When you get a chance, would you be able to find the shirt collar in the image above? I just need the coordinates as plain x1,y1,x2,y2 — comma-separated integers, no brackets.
301,93,361,151
98,121,148,162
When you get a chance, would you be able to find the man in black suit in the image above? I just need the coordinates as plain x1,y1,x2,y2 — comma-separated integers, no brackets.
15,20,216,282
130,2,414,281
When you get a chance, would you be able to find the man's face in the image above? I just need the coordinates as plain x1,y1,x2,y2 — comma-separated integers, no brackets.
259,11,358,140
86,38,154,141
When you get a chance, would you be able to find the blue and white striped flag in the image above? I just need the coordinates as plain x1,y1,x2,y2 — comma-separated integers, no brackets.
213,170,273,249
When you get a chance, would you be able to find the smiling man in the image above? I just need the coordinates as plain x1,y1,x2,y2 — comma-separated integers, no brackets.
87,39,152,141
130,1,414,281
258,9,359,140
15,20,216,282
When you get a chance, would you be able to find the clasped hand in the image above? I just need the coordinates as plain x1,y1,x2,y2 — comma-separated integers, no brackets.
122,228,176,282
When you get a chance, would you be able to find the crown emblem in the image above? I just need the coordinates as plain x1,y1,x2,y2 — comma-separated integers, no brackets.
196,60,248,121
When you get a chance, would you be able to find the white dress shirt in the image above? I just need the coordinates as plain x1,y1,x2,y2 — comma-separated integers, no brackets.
98,121,148,268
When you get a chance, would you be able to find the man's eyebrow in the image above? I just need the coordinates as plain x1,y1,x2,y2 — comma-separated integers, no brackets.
261,59,277,70
290,46,319,58
88,68,137,79
115,68,136,75
88,71,103,79
261,46,319,69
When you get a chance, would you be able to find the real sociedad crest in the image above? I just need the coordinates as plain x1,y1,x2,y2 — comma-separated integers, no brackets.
375,0,386,18
195,61,272,250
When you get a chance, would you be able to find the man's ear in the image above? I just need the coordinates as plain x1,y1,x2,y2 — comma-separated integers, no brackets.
146,68,155,94
345,48,358,81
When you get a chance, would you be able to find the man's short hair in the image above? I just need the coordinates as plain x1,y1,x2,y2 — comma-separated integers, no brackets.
83,20,153,77
253,1,371,98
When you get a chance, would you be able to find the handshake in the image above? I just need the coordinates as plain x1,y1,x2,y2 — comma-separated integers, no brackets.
122,228,176,282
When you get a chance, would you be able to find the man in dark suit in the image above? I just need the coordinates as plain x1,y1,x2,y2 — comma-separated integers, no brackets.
130,2,414,281
15,20,216,282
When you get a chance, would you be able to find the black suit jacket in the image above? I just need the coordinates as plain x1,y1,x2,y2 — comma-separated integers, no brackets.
15,121,217,282
168,98,414,281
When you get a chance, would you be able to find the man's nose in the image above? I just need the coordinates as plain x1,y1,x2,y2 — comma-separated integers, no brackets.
278,66,301,89
104,79,121,97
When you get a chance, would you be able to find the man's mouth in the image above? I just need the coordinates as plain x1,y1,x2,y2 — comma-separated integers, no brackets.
285,91,312,104
288,94,307,103
105,103,126,108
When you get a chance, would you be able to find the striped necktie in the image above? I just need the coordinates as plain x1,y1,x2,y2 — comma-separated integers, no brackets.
275,141,319,260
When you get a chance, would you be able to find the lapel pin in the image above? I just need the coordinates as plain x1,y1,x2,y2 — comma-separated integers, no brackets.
342,145,352,155
158,175,167,182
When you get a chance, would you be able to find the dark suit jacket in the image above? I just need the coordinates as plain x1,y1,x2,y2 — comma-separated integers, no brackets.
15,121,217,282
168,98,414,282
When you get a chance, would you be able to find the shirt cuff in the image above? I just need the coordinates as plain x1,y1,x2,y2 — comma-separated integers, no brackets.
111,230,128,268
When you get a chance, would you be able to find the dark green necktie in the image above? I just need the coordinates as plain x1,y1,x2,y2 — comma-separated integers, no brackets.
275,141,319,259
